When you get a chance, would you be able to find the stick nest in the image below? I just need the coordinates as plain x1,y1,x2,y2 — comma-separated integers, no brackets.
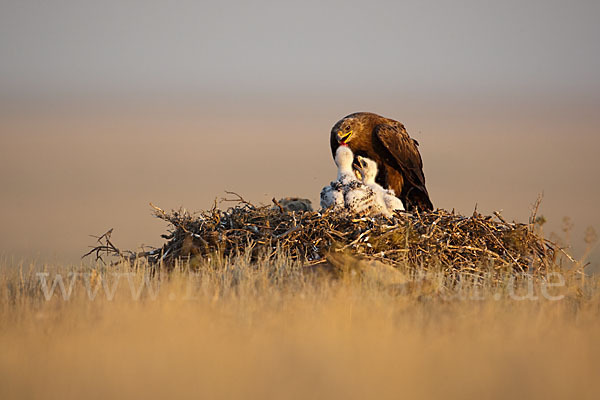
86,194,564,274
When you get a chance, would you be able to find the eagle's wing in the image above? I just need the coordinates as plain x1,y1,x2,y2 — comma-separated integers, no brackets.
373,124,433,210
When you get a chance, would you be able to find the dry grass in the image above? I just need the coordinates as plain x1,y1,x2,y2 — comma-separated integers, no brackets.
1,252,599,400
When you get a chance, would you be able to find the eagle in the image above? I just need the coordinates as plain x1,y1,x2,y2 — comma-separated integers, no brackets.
330,112,434,211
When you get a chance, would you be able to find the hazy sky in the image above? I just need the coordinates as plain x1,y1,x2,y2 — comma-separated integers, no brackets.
1,0,599,98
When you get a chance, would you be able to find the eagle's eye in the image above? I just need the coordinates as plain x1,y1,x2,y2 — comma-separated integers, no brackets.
345,126,350,131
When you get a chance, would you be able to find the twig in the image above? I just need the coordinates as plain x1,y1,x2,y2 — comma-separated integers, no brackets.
529,193,543,227
222,191,254,208
272,197,285,213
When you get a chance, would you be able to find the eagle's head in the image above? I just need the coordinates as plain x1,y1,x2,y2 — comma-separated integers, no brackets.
332,116,363,145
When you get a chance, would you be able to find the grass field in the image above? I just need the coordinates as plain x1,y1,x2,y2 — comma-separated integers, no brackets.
1,254,599,400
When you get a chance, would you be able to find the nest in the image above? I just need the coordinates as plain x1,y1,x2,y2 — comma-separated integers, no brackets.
86,193,566,275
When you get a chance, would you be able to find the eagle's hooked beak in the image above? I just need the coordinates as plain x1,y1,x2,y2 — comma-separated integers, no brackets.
337,130,353,144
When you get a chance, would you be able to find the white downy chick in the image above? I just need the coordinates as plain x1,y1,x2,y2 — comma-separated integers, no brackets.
334,145,358,184
320,145,376,214
335,146,377,214
320,145,355,209
357,156,405,216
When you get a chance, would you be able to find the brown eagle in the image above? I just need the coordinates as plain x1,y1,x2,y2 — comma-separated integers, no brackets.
330,112,433,211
